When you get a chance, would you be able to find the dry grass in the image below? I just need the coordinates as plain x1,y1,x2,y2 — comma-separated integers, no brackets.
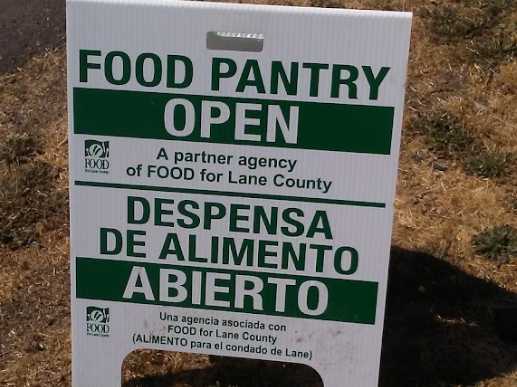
0,50,70,385
0,1,516,386
0,50,68,249
0,229,71,386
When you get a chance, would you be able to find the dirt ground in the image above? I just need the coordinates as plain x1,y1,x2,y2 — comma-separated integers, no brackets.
0,1,516,386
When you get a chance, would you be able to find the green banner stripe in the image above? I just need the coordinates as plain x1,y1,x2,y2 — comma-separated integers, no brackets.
74,180,386,208
73,87,394,155
76,257,378,325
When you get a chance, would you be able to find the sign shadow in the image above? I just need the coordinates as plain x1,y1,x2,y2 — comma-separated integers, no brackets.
380,246,517,386
122,246,517,387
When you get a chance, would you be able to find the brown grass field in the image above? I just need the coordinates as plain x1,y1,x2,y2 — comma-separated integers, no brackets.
0,0,516,386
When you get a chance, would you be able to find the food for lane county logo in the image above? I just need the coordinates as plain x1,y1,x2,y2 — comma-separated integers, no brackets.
84,140,110,173
86,306,110,337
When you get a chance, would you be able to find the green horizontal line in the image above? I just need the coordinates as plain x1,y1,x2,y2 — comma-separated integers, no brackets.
74,180,386,208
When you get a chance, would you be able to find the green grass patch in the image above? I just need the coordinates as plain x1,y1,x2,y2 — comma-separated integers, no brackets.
470,30,517,64
473,225,517,262
0,160,67,248
423,0,512,40
465,150,513,178
0,131,41,165
415,111,475,155
413,110,515,179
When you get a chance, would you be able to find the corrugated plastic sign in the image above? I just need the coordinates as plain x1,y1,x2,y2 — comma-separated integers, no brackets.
66,1,412,386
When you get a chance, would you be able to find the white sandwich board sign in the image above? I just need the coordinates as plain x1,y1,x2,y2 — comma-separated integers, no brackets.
66,1,412,386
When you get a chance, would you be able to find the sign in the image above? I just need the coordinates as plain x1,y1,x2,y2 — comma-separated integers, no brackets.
67,1,412,386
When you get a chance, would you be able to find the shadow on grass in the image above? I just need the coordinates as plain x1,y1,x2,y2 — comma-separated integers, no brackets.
123,247,517,387
380,247,517,387
124,359,323,387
